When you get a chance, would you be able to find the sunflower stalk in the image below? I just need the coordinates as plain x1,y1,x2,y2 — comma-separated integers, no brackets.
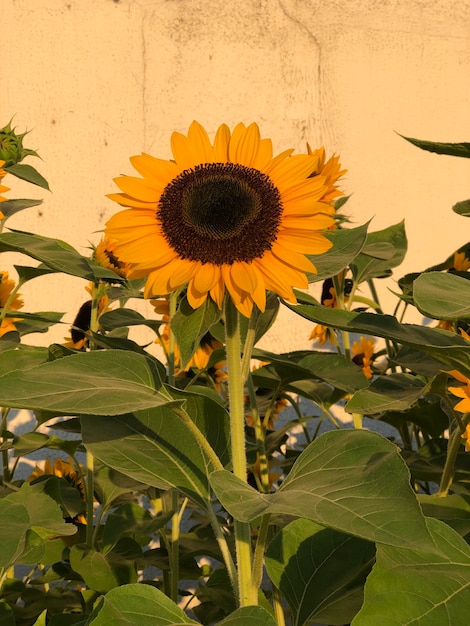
224,297,256,607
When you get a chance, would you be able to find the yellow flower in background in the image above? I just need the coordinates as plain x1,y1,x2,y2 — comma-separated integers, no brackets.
29,458,87,525
307,145,346,204
93,237,130,278
0,271,24,337
63,284,111,349
450,251,470,272
106,121,340,317
461,423,470,452
447,370,470,414
351,336,375,379
309,277,344,347
0,160,10,203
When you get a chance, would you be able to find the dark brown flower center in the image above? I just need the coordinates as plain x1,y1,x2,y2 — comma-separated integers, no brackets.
157,163,282,265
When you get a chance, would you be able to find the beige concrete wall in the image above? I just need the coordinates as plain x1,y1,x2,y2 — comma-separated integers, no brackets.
2,0,470,350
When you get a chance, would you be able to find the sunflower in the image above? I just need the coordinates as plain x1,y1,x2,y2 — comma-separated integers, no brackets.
447,370,470,414
105,122,340,317
0,160,9,203
0,271,23,337
93,236,130,279
351,336,375,379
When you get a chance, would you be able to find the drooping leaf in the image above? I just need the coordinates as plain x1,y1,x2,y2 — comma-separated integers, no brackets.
87,583,197,625
5,163,50,190
265,519,375,626
82,401,223,507
0,231,123,282
0,198,43,218
211,430,435,551
0,347,49,375
345,373,426,414
171,296,222,369
306,223,369,282
217,606,277,625
399,135,470,158
0,350,167,415
352,518,470,625
413,271,470,320
98,308,162,332
283,305,470,377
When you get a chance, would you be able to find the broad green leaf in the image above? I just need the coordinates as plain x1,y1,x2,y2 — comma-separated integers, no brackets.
82,402,223,507
217,606,277,625
87,583,197,624
265,519,375,626
307,223,369,282
70,545,121,594
284,305,470,377
345,373,426,414
0,231,122,282
94,466,148,512
31,475,85,520
31,609,47,626
211,430,435,551
418,494,470,540
380,396,448,439
0,483,75,569
0,350,167,415
98,308,161,332
0,198,43,218
352,518,470,625
5,163,50,189
399,135,470,158
413,272,470,320
350,222,407,283
453,199,470,217
0,602,16,626
13,310,64,336
252,349,368,394
0,347,49,375
14,264,55,282
171,296,222,369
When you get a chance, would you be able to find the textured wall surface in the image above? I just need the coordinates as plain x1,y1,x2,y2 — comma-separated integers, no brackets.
2,0,470,350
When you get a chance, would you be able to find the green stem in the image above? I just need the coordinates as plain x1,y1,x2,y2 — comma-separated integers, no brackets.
251,514,270,592
170,490,180,603
85,450,94,546
206,504,238,597
224,298,256,607
438,414,468,497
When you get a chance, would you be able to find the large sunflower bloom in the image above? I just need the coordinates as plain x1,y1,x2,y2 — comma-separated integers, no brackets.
105,122,339,317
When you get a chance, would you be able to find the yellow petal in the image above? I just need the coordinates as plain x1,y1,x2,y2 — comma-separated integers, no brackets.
192,263,221,292
114,176,161,203
130,154,179,186
277,229,333,254
271,242,317,273
213,124,231,162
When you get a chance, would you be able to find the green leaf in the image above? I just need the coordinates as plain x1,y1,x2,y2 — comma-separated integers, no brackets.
31,475,84,520
13,310,64,336
98,308,161,332
252,349,368,394
0,198,43,218
211,430,435,550
82,402,222,507
345,373,426,414
418,494,470,540
0,483,75,569
399,135,470,158
0,231,122,282
350,222,407,283
307,223,369,282
217,606,277,625
171,296,222,369
5,163,50,190
0,347,49,375
283,305,470,377
70,545,120,594
453,199,470,217
413,272,470,320
352,518,470,625
87,583,197,624
265,519,375,626
0,602,16,626
0,350,167,415
14,264,55,282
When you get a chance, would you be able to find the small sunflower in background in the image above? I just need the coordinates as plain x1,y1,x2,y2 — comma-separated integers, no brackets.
351,336,375,379
63,283,111,350
29,457,87,526
0,271,23,337
309,276,344,347
93,236,130,279
446,370,470,452
105,121,343,317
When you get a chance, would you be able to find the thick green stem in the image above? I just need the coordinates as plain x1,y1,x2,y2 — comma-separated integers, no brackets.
224,298,256,607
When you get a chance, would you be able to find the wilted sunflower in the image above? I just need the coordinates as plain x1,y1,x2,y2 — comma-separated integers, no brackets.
105,122,341,317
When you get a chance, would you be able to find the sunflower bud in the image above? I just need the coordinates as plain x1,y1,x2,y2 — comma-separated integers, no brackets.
0,120,39,167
